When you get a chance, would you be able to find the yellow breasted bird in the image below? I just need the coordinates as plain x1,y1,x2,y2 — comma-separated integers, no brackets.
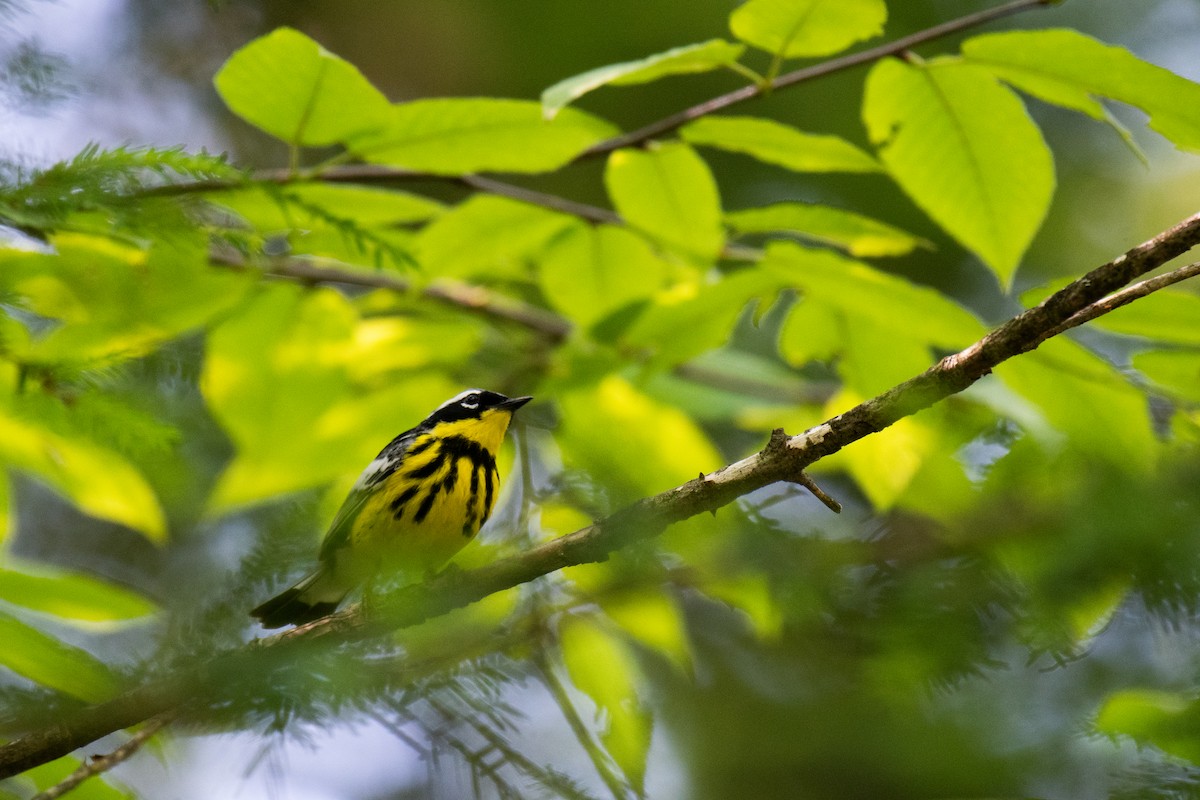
251,389,532,628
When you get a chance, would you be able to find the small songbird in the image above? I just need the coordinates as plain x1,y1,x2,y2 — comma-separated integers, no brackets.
251,389,532,628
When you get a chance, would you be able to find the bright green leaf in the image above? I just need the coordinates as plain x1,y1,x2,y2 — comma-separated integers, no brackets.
349,98,619,175
542,39,747,118
605,142,724,260
214,27,391,147
623,269,787,366
863,58,1055,284
0,612,119,701
0,233,251,367
1097,689,1200,763
556,375,722,504
203,285,460,511
682,115,879,173
418,194,576,279
730,0,887,59
0,407,166,540
560,615,653,793
963,29,1200,153
601,590,693,673
540,225,670,327
726,202,928,257
767,241,985,353
1134,350,1200,403
210,183,444,232
1088,290,1200,345
0,562,156,622
995,338,1158,471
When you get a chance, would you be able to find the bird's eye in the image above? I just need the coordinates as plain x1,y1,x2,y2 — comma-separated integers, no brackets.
461,393,481,409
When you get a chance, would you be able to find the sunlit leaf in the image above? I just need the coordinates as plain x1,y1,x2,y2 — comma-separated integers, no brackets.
542,39,746,118
0,407,166,540
1134,350,1200,403
349,98,619,174
602,590,692,673
605,142,725,261
863,58,1055,284
0,612,119,701
556,375,721,505
540,224,670,328
726,202,929,257
682,116,879,173
1097,689,1200,763
730,0,887,59
203,284,461,511
417,194,576,279
963,29,1200,152
994,338,1157,470
560,615,652,793
209,183,444,232
214,27,391,146
0,562,156,622
623,268,786,366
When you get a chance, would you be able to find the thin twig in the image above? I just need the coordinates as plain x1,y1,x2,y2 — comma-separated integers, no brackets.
212,250,573,341
536,653,630,800
580,0,1057,156
1036,260,1200,346
29,716,170,800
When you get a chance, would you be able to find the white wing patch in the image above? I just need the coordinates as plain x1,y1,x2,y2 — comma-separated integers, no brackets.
353,455,397,490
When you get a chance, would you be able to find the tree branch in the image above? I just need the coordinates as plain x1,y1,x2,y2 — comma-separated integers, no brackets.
28,715,169,800
4,212,1198,780
580,0,1057,156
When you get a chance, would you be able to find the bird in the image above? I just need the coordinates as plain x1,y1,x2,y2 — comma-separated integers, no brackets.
251,389,532,628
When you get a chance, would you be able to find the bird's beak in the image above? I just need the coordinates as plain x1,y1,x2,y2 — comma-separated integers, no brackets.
497,395,533,412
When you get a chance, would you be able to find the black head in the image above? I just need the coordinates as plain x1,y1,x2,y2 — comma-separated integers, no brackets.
425,389,532,425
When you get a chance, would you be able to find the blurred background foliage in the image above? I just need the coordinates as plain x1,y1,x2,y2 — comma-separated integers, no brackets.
0,1,1199,799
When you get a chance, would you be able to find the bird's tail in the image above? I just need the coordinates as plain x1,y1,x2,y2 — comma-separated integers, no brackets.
250,568,348,629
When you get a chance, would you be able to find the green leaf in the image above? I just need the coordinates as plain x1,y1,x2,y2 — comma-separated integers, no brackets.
1088,290,1200,345
0,562,156,622
1097,689,1200,763
214,27,391,147
0,612,119,701
726,202,928,257
730,0,886,59
623,268,787,366
0,406,166,540
995,338,1158,471
349,98,619,175
963,29,1200,152
682,115,879,173
560,615,653,793
601,590,693,673
0,233,251,367
210,183,444,232
863,58,1055,284
768,241,985,365
605,142,724,260
542,39,747,118
540,225,670,328
556,376,722,505
203,284,461,511
1134,350,1200,403
417,195,576,279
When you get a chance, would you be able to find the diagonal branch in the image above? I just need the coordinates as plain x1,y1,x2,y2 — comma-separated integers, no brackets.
3,211,1199,781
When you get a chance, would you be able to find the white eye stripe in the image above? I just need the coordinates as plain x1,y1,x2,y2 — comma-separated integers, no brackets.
461,393,481,409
